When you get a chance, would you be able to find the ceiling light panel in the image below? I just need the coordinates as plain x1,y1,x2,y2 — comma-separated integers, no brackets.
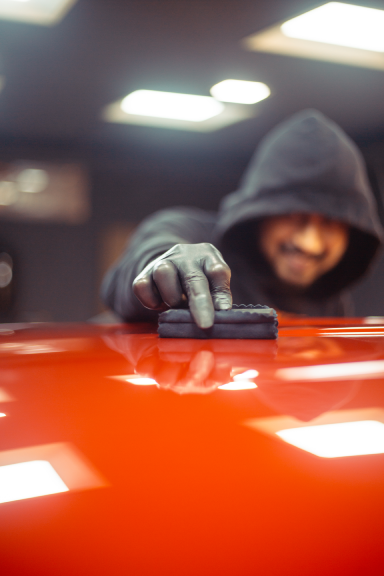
0,0,78,26
103,90,256,132
210,80,270,105
242,2,384,70
281,3,384,52
121,90,224,122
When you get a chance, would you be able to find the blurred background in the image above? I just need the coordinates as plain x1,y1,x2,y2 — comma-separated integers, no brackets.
0,0,383,322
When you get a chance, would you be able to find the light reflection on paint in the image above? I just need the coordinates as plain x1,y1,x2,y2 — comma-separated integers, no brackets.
320,332,384,337
276,420,384,458
0,460,69,504
0,343,64,355
0,413,6,418
218,381,257,390
125,377,158,386
276,360,384,381
233,369,259,381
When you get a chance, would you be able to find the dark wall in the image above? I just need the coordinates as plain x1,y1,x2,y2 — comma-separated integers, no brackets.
0,221,95,322
0,132,384,322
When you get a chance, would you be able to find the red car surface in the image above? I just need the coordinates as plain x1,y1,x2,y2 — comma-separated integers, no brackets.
1,317,384,575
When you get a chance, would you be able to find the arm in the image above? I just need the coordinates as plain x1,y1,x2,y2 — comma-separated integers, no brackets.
101,207,231,326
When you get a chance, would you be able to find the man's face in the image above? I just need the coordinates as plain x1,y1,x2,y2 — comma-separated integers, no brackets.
258,213,349,288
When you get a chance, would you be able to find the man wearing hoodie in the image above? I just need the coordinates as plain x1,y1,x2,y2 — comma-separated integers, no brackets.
101,110,383,329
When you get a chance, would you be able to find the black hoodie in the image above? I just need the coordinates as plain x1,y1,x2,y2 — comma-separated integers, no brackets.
102,110,383,320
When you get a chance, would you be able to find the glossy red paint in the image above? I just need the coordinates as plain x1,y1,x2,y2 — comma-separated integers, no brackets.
1,319,384,575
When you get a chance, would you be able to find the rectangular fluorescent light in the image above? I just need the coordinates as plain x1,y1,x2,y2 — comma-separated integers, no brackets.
242,3,384,70
210,80,270,104
281,3,384,52
103,90,256,132
121,90,224,122
0,460,68,504
0,443,108,505
276,421,384,458
0,0,78,26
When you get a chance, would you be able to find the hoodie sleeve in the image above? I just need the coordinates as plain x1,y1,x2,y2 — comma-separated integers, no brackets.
101,207,217,321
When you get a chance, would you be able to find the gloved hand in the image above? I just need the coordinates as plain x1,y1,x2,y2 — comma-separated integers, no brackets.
133,243,232,329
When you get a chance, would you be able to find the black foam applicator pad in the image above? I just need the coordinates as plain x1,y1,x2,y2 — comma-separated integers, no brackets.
158,304,278,339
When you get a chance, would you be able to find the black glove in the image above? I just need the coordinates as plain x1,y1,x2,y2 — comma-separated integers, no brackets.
132,243,232,329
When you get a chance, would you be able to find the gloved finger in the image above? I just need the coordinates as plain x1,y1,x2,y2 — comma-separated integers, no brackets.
203,258,232,311
132,270,163,310
152,260,184,308
179,264,215,329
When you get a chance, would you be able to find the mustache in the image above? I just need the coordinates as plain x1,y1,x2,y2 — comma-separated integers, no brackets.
279,242,326,261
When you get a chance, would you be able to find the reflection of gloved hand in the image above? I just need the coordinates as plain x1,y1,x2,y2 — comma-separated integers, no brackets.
133,243,232,329
138,348,230,395
159,350,221,395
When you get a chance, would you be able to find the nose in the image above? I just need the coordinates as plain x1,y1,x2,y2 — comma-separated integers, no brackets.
292,216,325,256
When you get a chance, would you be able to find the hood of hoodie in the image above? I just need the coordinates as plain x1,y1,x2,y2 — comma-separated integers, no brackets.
214,109,383,297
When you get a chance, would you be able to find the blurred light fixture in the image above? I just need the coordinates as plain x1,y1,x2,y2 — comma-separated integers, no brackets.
218,381,257,390
281,3,384,52
0,182,19,206
210,80,270,104
0,0,77,25
0,413,5,418
0,162,89,224
242,2,384,70
121,90,224,122
0,260,12,288
17,169,49,193
0,460,68,504
276,420,384,458
103,90,256,132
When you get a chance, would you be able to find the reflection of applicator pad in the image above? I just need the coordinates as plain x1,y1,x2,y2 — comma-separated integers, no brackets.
158,304,278,339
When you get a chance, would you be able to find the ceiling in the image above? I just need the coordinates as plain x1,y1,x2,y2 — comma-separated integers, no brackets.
0,0,383,153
